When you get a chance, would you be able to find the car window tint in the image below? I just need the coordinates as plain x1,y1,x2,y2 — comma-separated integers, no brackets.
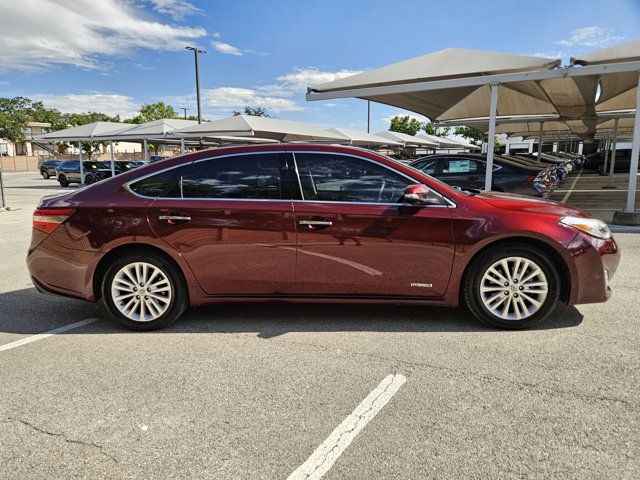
177,154,283,199
294,153,409,203
129,167,187,198
413,159,438,175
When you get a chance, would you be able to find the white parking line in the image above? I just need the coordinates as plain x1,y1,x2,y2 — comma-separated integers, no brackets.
0,318,97,353
561,170,583,204
287,373,406,480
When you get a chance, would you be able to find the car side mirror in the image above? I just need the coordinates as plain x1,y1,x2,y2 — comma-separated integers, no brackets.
403,184,440,205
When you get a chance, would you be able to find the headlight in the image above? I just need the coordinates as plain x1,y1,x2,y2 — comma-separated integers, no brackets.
559,216,611,239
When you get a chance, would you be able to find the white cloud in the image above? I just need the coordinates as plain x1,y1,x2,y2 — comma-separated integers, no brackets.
31,93,139,118
204,87,303,112
529,51,565,60
382,111,428,125
0,0,206,71
212,41,244,56
146,0,203,20
276,67,362,90
556,26,626,48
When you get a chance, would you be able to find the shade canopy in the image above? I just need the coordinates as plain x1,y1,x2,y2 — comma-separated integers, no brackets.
573,40,640,114
375,130,438,147
323,127,401,146
169,114,347,142
413,132,476,149
95,119,199,140
35,121,128,142
309,48,565,121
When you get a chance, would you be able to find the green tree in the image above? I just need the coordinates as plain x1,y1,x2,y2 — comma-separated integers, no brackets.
454,126,502,153
233,106,271,117
0,97,38,143
389,115,422,136
423,122,450,137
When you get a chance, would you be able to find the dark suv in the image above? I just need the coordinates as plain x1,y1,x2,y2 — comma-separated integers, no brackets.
56,161,113,187
40,159,63,179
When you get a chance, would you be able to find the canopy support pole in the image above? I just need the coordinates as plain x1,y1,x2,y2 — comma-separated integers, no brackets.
143,139,148,162
484,83,499,191
109,140,116,177
180,137,185,155
79,145,84,185
556,130,560,154
605,118,619,189
0,164,6,209
601,131,611,176
614,72,640,224
537,122,544,162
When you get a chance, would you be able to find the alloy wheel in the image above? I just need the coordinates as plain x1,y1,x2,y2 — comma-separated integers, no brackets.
111,262,172,322
479,256,548,321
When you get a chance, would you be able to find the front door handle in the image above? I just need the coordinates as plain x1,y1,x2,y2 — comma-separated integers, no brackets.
159,213,191,225
299,217,332,230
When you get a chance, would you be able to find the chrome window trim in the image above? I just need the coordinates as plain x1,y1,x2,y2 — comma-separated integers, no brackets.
290,151,455,208
123,149,456,208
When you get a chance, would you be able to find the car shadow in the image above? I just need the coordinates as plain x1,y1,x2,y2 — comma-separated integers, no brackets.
0,287,584,337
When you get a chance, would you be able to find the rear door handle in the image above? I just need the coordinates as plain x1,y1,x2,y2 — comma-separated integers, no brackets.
299,217,332,230
159,214,191,224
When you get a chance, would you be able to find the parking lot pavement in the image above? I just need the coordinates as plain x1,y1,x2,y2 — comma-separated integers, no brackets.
1,172,639,479
549,169,640,224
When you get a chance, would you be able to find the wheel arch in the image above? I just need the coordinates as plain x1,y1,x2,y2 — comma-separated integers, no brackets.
459,236,571,304
92,243,190,303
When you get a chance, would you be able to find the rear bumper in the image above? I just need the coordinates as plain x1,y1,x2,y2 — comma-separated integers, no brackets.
567,232,621,305
27,231,96,302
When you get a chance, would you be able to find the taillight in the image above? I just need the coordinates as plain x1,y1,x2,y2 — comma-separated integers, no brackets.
33,209,75,234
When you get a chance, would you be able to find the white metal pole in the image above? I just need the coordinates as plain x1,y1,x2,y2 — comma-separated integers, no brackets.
602,131,611,176
78,144,84,185
109,140,116,177
0,164,6,209
624,73,640,213
485,83,499,191
537,122,544,162
556,130,561,154
143,139,148,162
605,118,619,189
180,137,185,155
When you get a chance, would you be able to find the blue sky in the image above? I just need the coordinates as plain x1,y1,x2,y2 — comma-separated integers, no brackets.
1,0,639,133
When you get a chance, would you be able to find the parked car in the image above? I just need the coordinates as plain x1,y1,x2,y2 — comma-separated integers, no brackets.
409,154,549,196
584,150,632,173
55,160,114,187
40,159,63,179
105,160,147,174
29,144,619,331
149,155,168,163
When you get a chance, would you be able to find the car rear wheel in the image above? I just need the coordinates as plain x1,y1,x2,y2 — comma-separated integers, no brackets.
463,243,560,329
101,252,188,331
85,175,95,185
41,170,50,179
58,175,69,187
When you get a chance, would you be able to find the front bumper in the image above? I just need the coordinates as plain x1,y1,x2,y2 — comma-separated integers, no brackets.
567,232,620,305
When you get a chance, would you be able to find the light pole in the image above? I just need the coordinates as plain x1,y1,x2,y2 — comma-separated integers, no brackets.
367,100,371,133
180,107,189,119
185,46,206,124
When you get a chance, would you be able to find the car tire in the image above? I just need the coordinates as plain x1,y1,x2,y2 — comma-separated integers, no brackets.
463,243,560,329
101,251,189,331
85,175,95,185
42,170,50,179
58,175,69,187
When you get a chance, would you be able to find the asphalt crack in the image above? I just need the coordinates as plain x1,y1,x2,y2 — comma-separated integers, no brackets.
7,417,117,463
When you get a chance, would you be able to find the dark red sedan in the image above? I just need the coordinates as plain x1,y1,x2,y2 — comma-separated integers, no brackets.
28,144,620,330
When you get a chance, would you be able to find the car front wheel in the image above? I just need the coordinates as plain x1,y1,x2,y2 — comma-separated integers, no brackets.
463,243,560,329
58,175,69,187
42,170,50,179
101,252,188,331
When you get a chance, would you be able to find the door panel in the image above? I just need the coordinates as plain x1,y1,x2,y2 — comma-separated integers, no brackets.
149,199,296,295
141,152,297,296
290,151,455,298
293,202,455,297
